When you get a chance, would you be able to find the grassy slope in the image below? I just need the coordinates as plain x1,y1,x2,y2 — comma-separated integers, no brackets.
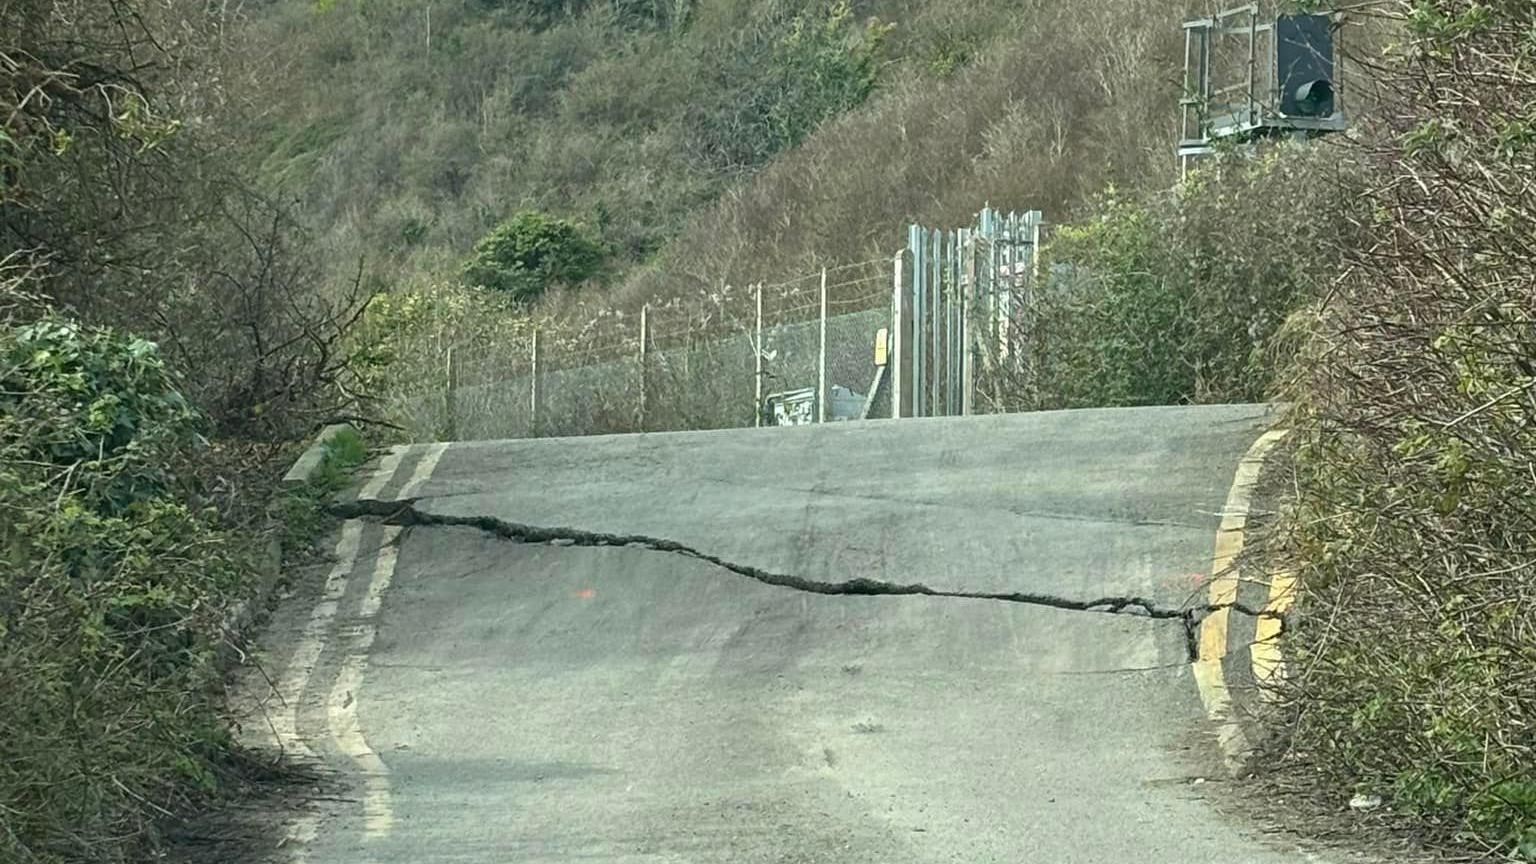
245,0,1188,309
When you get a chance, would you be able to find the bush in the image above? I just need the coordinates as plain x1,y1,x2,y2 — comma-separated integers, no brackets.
350,283,537,439
1273,2,1536,856
461,211,607,301
684,0,889,170
1018,144,1355,410
0,310,253,863
2,319,202,507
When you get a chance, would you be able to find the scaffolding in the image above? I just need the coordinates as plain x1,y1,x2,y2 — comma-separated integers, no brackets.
1179,6,1347,174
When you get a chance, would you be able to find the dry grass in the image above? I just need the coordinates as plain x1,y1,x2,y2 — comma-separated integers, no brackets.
612,0,1188,311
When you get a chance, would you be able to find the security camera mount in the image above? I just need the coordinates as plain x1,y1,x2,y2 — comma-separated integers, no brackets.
1178,5,1347,176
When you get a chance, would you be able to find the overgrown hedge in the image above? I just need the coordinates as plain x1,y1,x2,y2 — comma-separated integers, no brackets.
1010,144,1356,410
1273,2,1536,857
0,314,253,863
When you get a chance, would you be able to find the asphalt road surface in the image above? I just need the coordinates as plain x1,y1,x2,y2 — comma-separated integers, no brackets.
253,404,1353,864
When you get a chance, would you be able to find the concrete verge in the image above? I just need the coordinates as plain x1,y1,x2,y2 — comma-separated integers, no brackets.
221,423,358,666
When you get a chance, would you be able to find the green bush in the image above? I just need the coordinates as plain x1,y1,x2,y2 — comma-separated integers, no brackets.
461,210,607,301
1,318,202,509
349,283,536,440
1025,145,1355,409
0,313,251,863
684,1,888,170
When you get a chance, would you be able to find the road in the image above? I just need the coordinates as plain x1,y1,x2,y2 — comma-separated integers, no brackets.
251,404,1343,863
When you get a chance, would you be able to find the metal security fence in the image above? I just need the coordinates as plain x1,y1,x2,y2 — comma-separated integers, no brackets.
894,208,1046,418
394,268,894,442
388,206,1050,442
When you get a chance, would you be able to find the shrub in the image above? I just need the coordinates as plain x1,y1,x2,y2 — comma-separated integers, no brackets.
683,0,889,171
461,210,607,301
349,282,537,439
1274,2,1536,856
0,310,252,863
1019,144,1355,410
1,318,202,509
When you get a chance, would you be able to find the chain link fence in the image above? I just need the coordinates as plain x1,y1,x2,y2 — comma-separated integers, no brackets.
391,271,893,442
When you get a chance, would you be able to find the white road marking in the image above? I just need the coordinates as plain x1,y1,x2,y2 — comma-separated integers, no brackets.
272,520,365,761
282,811,320,864
358,446,409,500
395,441,448,500
327,526,402,841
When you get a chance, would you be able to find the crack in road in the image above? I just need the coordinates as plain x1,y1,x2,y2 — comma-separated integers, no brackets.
331,498,1280,663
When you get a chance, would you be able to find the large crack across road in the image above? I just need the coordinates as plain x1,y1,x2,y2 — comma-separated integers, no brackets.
332,498,1279,663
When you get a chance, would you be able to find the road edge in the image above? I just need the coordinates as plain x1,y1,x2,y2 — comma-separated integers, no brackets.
1191,426,1291,774
223,423,359,664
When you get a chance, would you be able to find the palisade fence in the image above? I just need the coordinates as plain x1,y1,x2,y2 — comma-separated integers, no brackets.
897,208,1048,418
388,207,1046,442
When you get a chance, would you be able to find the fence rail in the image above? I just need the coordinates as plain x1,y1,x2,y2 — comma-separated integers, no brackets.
394,272,893,442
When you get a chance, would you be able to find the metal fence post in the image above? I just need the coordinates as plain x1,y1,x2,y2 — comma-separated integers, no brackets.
444,345,458,441
891,252,904,419
930,228,942,416
638,304,649,431
817,268,828,424
962,234,975,416
909,225,925,418
529,330,541,437
754,282,764,428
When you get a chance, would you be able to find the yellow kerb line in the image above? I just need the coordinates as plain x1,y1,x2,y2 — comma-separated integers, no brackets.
1191,426,1290,770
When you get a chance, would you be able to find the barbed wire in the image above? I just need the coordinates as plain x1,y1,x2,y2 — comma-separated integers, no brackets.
753,255,891,293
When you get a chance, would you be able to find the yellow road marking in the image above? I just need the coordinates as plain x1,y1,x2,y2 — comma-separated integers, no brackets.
327,525,402,840
328,656,395,838
396,441,449,500
1249,568,1297,697
282,811,320,863
1192,427,1289,770
272,520,365,761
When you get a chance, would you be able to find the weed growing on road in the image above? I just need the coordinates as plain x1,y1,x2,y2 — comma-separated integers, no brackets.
273,426,368,557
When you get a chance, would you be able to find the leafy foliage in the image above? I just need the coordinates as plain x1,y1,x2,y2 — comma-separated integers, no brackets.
0,309,247,864
3,0,369,441
1272,1,1536,857
2,2,373,860
2,318,201,508
1015,145,1355,409
684,1,889,170
462,211,606,301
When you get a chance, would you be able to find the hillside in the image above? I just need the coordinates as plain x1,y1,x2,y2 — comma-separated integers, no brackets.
244,0,1187,305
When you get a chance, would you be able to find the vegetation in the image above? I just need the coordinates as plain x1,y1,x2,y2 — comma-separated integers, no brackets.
1021,145,1357,410
274,427,369,557
4,0,1534,859
246,0,896,290
462,211,607,301
242,0,1186,311
3,1,368,860
1269,2,1536,857
0,314,245,863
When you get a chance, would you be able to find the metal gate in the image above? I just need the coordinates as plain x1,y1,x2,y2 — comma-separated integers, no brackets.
892,208,1044,418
